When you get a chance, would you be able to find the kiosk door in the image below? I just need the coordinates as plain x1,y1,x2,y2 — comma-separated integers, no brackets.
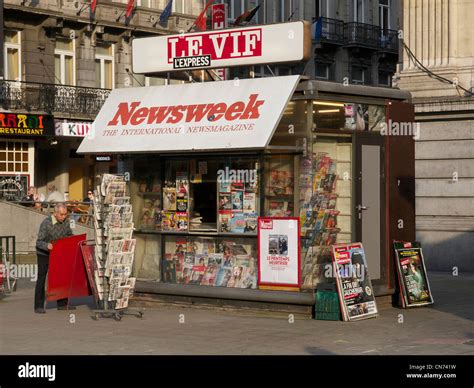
355,134,387,291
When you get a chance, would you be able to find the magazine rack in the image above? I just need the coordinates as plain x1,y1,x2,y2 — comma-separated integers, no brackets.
88,173,143,321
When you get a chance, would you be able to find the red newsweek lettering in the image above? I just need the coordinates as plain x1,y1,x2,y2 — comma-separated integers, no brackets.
107,94,264,126
167,28,262,63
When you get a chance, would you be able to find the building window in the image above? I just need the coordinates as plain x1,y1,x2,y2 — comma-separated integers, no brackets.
353,0,365,22
315,63,329,80
95,44,114,89
378,71,392,86
379,0,390,34
4,30,21,81
173,0,205,15
54,38,75,85
351,66,366,84
0,140,32,174
315,0,331,19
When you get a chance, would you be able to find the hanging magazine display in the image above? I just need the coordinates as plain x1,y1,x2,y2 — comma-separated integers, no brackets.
331,243,378,321
393,241,434,308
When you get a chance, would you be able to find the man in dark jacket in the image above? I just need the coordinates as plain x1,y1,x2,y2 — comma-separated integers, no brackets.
35,203,73,313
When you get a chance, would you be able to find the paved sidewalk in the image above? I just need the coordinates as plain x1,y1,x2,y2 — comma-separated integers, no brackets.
0,272,473,355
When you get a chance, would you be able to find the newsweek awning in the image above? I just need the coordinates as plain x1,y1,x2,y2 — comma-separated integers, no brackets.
77,75,300,154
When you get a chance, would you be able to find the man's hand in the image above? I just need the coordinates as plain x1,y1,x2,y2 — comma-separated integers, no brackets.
47,243,53,250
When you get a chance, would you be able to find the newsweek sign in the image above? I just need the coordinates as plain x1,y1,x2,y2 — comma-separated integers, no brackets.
132,21,311,73
77,75,300,154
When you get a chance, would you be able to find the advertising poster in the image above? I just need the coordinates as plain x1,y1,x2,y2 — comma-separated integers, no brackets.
393,241,434,308
258,217,300,289
331,243,378,321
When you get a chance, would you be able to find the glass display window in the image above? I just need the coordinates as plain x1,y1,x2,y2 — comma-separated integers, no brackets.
299,135,353,289
264,154,296,218
217,157,260,235
162,235,258,289
132,156,162,232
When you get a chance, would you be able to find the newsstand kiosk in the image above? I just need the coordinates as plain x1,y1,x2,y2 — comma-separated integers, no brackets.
77,21,415,317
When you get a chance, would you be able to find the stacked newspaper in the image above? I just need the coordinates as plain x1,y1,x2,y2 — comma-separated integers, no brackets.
92,173,137,309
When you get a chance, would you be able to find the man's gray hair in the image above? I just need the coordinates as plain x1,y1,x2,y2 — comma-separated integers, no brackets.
54,203,67,212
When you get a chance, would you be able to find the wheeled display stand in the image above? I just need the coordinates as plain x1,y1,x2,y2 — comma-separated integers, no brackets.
83,173,143,321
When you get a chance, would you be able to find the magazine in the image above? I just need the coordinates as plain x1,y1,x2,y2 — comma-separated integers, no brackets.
176,212,188,231
231,190,243,211
163,187,177,211
331,243,378,321
219,210,232,233
219,193,232,211
393,242,434,308
162,211,176,231
243,193,256,213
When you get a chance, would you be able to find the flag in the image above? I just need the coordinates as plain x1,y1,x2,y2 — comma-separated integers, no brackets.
234,5,260,26
193,0,215,31
91,0,97,13
125,0,135,18
159,0,173,27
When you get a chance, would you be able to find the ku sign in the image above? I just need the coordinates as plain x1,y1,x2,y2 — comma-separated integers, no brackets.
132,21,311,73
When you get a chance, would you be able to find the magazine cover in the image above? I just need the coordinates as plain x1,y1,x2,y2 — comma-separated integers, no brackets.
243,193,256,213
178,253,195,284
161,211,176,231
231,190,243,212
331,243,378,321
162,254,177,283
393,241,434,308
163,187,177,211
219,180,231,193
243,214,258,233
215,267,233,287
230,212,246,233
219,192,232,211
176,212,188,231
176,172,189,200
189,264,206,285
200,265,219,286
239,267,257,289
219,210,232,232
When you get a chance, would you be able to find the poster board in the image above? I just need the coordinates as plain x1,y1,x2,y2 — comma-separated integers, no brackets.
393,241,434,308
258,217,300,290
80,243,99,302
331,243,378,321
47,234,90,301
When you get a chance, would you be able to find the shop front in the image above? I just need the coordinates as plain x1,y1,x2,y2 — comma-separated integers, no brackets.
0,112,54,201
77,76,415,314
34,120,117,203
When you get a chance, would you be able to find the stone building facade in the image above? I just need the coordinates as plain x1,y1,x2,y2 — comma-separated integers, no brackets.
399,0,474,272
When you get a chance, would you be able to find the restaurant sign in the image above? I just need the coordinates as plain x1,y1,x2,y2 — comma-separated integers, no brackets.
0,113,54,137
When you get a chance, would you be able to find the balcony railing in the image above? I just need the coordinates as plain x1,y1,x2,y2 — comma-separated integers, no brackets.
0,80,110,117
344,22,381,49
313,17,345,45
380,29,399,54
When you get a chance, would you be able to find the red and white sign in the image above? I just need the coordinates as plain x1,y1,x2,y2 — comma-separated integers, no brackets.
212,3,227,30
132,21,311,73
212,3,228,81
55,121,92,137
77,75,300,154
258,217,300,289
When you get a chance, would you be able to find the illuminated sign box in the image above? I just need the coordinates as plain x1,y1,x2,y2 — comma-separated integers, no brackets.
132,21,311,74
0,113,54,137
